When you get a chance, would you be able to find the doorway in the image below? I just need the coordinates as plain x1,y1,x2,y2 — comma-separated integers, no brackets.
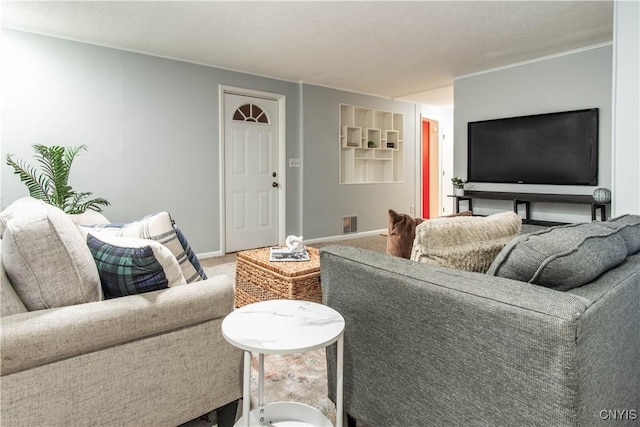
221,89,286,253
421,118,440,219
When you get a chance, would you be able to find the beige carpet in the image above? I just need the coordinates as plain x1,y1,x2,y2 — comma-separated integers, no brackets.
180,348,357,427
203,262,235,282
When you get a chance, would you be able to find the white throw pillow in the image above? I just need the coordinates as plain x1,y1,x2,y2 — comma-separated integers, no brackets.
411,211,522,273
79,212,206,283
69,210,110,226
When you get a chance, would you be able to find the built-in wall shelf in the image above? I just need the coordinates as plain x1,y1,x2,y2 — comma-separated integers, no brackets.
339,104,404,184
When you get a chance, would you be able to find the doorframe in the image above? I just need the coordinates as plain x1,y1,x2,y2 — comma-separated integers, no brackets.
219,85,287,254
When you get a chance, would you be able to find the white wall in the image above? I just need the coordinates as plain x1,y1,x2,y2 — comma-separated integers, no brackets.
612,1,640,216
453,45,613,223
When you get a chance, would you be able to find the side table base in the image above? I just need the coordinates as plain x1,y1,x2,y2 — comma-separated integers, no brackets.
234,402,333,427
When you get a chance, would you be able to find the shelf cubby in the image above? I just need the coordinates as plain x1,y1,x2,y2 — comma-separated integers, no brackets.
365,129,381,149
339,104,404,184
341,126,362,148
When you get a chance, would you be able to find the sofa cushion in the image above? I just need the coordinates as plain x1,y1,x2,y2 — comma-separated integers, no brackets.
0,197,44,238
0,240,28,316
488,222,628,291
80,212,206,283
601,214,640,255
387,209,425,259
69,210,110,226
411,211,521,273
1,202,102,311
387,210,473,259
87,232,187,299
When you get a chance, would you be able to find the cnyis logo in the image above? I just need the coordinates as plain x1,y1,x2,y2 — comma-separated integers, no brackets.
599,409,638,421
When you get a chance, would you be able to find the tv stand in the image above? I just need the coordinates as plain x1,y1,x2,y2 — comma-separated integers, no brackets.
455,191,609,223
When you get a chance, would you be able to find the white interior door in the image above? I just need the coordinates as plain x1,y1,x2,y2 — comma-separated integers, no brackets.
224,93,279,252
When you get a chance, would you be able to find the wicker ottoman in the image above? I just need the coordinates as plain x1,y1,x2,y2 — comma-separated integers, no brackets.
234,246,321,307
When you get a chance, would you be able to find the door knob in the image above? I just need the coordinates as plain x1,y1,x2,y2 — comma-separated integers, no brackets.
272,182,279,188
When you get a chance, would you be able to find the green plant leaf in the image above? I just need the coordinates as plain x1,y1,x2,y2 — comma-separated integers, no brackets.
5,144,110,214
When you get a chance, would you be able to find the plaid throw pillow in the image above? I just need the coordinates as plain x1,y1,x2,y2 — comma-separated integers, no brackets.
87,233,187,299
80,212,207,283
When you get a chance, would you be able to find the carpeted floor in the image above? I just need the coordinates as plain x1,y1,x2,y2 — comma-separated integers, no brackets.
179,348,346,427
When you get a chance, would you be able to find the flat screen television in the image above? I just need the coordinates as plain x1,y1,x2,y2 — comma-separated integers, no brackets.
467,108,598,185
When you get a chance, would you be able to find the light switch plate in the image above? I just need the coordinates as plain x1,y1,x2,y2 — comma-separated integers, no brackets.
288,158,300,167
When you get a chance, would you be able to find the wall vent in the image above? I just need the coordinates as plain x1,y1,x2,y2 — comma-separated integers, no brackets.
342,216,357,234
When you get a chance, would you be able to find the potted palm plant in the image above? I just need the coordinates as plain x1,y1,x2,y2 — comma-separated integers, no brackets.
6,144,110,214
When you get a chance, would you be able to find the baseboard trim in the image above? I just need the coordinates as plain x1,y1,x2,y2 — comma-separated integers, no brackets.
196,250,224,260
305,228,387,245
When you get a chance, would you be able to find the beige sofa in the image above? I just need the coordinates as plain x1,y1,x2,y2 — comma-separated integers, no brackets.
0,198,242,426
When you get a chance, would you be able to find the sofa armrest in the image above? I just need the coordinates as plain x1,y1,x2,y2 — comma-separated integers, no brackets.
1,275,234,375
320,245,592,426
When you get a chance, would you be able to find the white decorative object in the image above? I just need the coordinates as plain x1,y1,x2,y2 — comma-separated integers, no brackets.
222,300,345,427
455,188,465,197
592,187,611,203
285,235,305,252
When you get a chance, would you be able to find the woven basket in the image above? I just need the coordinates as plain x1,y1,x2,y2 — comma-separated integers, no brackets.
234,246,321,307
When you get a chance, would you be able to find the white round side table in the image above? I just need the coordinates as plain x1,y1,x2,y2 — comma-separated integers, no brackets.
221,299,345,427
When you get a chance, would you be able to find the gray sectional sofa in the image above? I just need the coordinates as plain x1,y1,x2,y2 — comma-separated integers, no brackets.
321,216,640,427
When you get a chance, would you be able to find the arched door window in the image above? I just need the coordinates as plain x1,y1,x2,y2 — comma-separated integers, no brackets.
233,103,270,124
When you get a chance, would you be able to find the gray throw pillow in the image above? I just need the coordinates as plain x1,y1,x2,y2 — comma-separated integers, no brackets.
601,214,640,255
488,222,627,291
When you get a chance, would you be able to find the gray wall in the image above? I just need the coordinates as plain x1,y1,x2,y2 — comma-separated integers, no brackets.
454,45,613,223
301,84,417,239
1,29,301,253
2,30,419,252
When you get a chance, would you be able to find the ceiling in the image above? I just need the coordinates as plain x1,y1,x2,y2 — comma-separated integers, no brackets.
1,1,614,107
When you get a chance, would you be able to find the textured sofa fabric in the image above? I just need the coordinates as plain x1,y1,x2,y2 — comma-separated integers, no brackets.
386,210,472,259
488,222,628,290
602,214,640,254
0,245,27,317
2,199,102,310
411,211,522,272
321,244,640,427
0,200,242,426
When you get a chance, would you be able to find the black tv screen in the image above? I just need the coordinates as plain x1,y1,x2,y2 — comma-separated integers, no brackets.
467,108,598,185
